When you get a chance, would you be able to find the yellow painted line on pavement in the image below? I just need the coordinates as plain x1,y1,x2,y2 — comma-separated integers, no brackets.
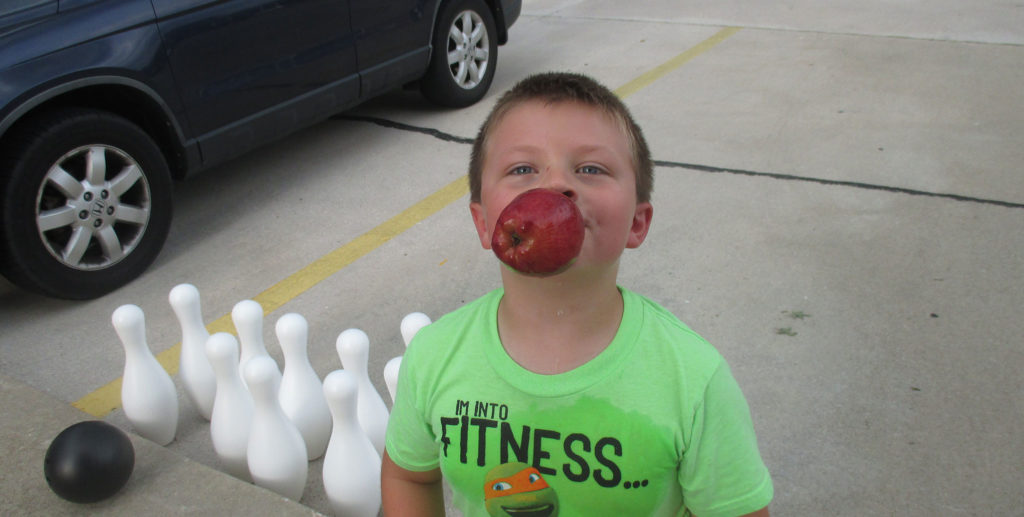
73,26,740,417
614,27,740,98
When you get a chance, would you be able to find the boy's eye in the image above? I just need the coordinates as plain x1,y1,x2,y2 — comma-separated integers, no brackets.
577,165,605,175
510,165,534,175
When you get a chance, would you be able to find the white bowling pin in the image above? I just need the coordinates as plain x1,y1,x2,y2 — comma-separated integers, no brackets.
383,313,428,407
276,313,331,460
400,312,432,347
232,299,279,388
169,283,216,420
336,328,389,457
205,332,253,481
244,355,308,501
112,304,178,446
383,356,402,405
322,369,382,517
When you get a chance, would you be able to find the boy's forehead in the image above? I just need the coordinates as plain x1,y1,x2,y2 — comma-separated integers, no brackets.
495,98,611,125
486,99,629,151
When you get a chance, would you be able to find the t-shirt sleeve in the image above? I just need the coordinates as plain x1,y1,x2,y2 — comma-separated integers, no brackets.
384,342,442,472
678,361,773,517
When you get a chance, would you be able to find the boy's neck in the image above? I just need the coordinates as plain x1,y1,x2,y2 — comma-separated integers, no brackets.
496,265,624,375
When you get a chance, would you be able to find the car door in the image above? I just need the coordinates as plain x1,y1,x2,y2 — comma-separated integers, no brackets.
151,0,359,167
347,0,436,98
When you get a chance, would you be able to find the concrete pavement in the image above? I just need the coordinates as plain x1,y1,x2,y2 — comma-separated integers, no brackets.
2,0,1022,514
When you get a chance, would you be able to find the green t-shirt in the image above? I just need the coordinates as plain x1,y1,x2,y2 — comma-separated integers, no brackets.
386,288,772,517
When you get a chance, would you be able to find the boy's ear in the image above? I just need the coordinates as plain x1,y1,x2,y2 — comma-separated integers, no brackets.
469,202,492,250
626,202,653,249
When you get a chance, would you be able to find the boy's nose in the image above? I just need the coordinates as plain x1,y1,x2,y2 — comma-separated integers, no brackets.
540,168,577,201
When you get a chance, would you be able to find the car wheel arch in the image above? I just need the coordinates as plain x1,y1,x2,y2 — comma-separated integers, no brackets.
1,75,191,180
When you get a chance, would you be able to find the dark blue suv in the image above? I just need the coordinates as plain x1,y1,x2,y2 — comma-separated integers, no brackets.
0,0,520,299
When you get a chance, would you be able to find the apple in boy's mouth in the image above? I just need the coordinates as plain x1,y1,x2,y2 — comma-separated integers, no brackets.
491,188,585,275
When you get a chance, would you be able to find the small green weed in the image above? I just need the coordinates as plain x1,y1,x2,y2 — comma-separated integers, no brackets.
783,310,811,319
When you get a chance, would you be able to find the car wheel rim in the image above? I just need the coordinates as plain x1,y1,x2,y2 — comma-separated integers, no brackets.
35,145,152,271
446,10,490,90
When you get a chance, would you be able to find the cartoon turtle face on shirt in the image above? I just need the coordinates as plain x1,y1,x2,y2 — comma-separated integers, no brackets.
484,462,559,517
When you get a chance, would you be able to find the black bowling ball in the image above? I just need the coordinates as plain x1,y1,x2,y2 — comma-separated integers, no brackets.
44,420,135,503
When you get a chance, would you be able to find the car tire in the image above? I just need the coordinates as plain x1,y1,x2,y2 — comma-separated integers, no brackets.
0,109,172,300
421,0,498,108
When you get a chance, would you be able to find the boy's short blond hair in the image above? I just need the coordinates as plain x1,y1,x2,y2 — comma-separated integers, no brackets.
468,72,654,203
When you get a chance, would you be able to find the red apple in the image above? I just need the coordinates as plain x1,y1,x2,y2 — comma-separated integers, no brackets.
491,188,585,275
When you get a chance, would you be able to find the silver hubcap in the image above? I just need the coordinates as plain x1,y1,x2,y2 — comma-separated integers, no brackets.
35,145,151,270
446,10,489,90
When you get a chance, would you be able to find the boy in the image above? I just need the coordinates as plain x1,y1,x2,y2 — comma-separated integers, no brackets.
382,72,773,516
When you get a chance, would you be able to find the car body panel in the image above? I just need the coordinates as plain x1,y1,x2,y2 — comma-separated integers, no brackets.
0,1,186,152
350,0,436,99
153,0,359,137
152,0,362,169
